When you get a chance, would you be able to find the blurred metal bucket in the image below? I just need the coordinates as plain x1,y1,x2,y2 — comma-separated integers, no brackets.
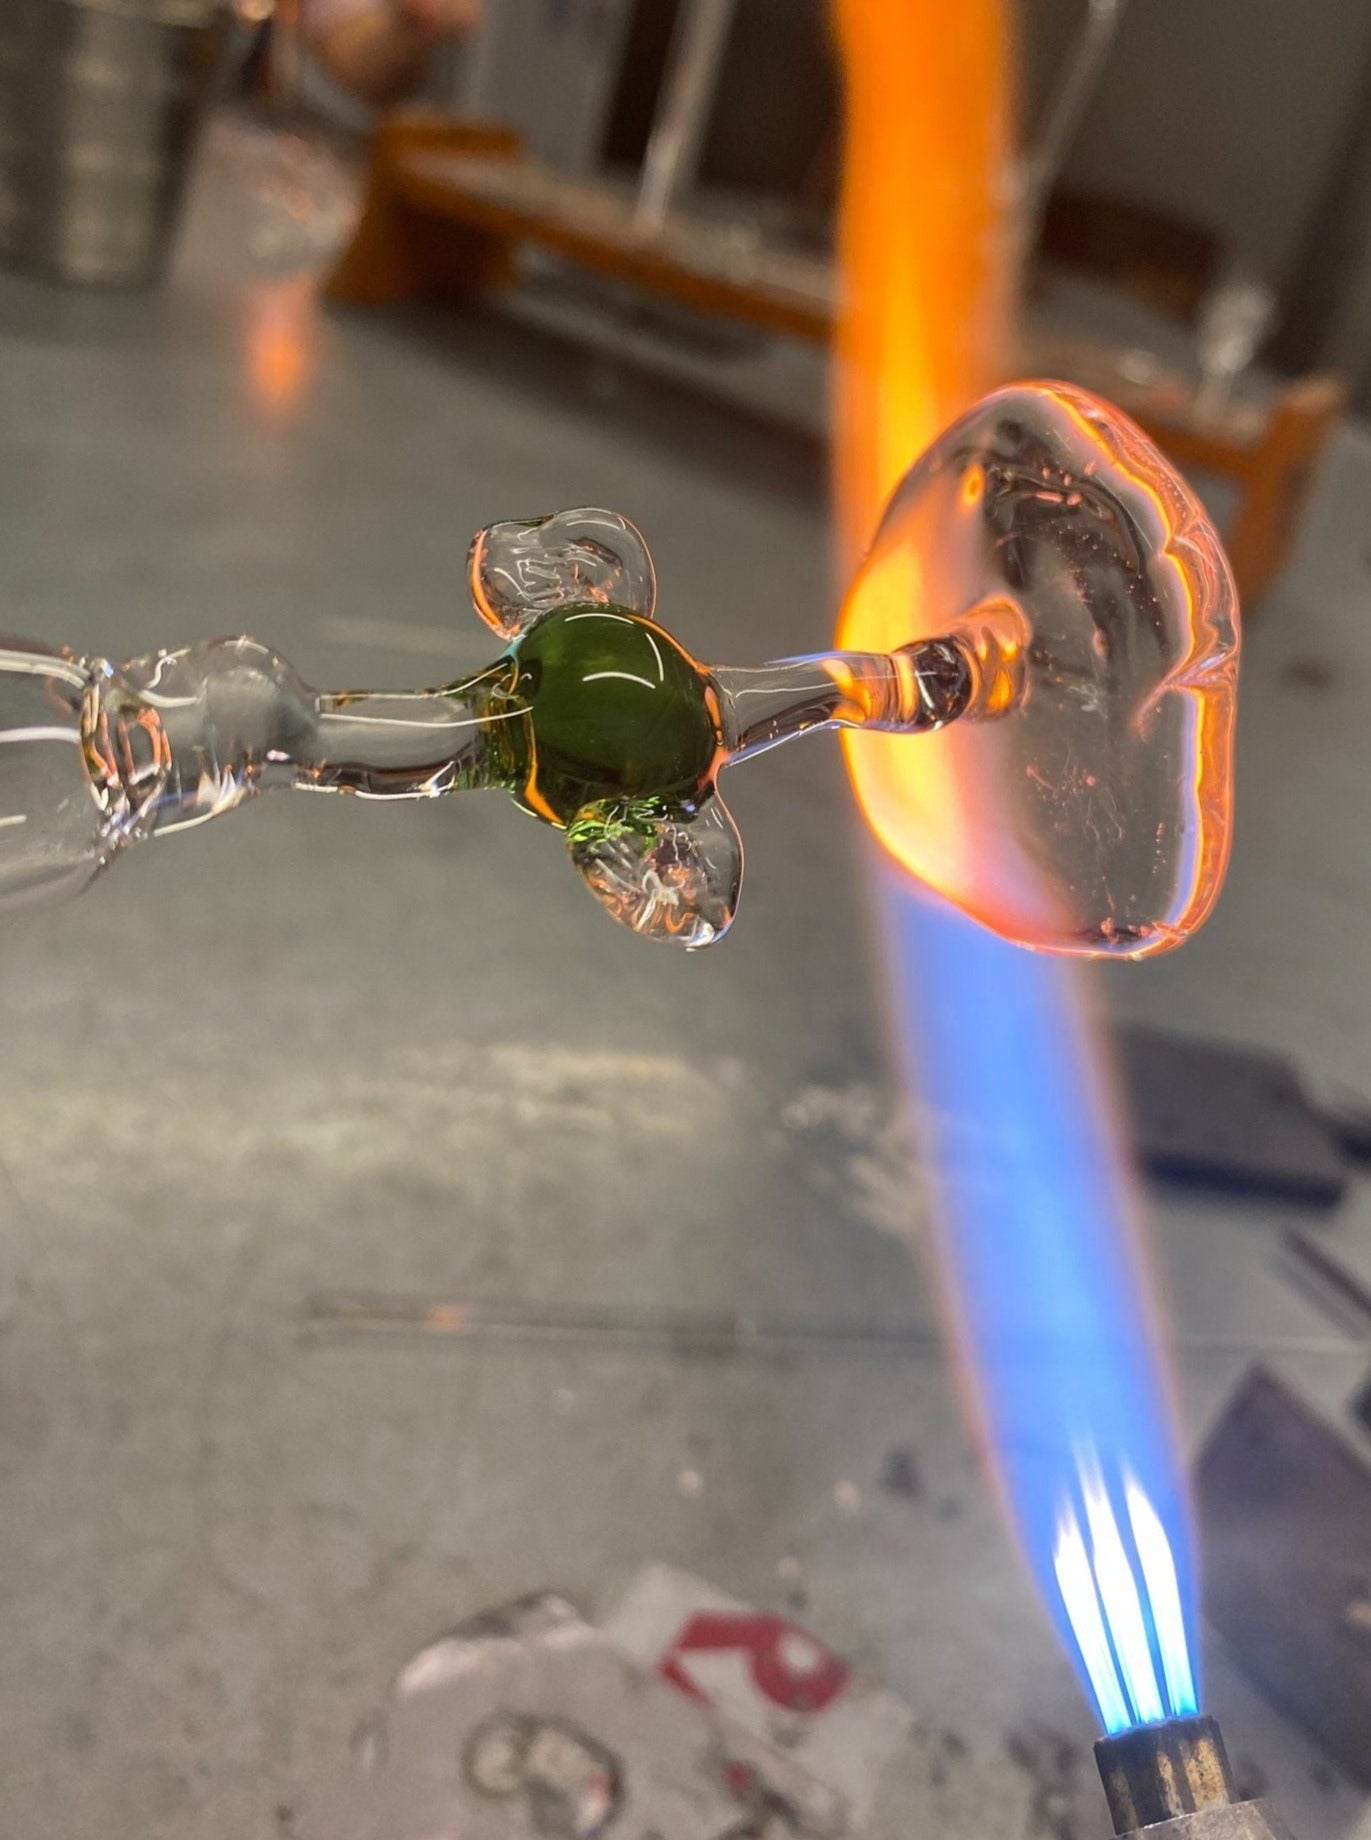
0,0,227,289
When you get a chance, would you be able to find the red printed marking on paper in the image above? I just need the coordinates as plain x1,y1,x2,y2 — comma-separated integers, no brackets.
659,1614,851,1715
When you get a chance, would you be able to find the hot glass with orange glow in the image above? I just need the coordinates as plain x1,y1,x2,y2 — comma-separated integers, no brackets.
840,379,1240,955
0,384,1237,952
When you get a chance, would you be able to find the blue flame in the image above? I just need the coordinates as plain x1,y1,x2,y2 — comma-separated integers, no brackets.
880,867,1199,1733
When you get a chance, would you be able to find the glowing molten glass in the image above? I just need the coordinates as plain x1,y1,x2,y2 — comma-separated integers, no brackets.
842,383,1240,955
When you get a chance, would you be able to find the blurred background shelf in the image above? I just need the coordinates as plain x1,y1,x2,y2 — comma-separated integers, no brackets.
329,114,1346,610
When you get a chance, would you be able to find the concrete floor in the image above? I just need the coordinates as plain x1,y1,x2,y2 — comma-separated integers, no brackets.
3,125,1371,1838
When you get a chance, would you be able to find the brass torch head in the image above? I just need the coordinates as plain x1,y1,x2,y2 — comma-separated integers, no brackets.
1096,1716,1237,1835
1094,1716,1303,1840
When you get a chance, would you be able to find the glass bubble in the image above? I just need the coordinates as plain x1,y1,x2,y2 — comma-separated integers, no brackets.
838,381,1240,955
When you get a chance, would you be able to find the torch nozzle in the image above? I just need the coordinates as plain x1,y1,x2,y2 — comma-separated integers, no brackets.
1093,1717,1304,1840
1096,1717,1236,1837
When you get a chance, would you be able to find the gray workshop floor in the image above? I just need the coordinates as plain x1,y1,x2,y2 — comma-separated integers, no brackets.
3,123,1371,1839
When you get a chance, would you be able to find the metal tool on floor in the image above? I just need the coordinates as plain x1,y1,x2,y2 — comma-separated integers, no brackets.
1197,1367,1371,1788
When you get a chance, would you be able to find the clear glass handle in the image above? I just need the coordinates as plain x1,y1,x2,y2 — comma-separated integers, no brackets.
0,636,514,909
0,641,107,909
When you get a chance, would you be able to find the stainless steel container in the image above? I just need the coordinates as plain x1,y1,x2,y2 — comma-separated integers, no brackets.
0,0,226,288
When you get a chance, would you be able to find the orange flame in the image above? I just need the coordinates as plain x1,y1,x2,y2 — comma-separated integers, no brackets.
832,0,1012,879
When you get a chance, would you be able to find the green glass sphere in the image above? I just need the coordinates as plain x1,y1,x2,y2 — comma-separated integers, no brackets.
505,605,721,826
